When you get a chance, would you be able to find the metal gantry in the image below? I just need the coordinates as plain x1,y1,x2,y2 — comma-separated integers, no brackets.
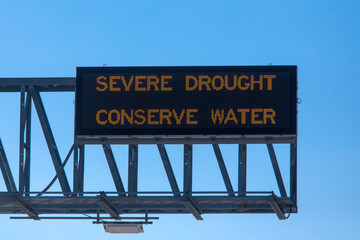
0,77,297,222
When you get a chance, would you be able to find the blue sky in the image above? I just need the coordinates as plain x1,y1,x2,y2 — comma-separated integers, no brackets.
0,0,360,239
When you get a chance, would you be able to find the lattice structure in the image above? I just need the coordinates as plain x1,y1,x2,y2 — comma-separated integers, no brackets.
0,78,297,222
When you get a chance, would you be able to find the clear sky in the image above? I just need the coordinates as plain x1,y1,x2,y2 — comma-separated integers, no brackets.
0,0,360,239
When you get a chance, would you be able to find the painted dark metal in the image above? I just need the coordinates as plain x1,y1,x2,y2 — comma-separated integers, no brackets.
269,194,286,220
238,144,247,197
267,144,287,197
0,139,17,192
0,78,75,92
0,76,297,221
18,88,25,194
24,92,32,195
77,136,296,145
15,194,39,220
0,192,295,215
212,144,234,196
97,193,121,219
183,144,192,196
29,87,71,194
290,142,297,210
102,144,126,196
183,196,203,220
19,90,32,195
157,144,181,197
128,145,138,197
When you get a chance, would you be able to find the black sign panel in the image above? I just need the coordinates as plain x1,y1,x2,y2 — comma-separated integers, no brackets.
75,66,297,136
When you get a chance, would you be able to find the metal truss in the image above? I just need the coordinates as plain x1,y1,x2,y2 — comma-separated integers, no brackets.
0,78,297,221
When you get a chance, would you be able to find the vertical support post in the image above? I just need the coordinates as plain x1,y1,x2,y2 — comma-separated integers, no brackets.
238,144,247,196
78,145,85,195
184,144,192,196
128,144,138,197
290,142,297,209
18,87,25,194
73,145,85,196
73,144,79,195
24,93,32,195
19,89,32,195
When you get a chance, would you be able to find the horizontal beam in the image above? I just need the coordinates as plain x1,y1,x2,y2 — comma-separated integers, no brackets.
11,216,159,220
0,193,296,215
76,137,296,145
0,78,75,92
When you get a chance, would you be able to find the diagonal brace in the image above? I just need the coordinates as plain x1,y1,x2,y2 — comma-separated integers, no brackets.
0,138,17,192
212,144,234,196
269,194,286,220
97,193,121,219
29,86,71,194
157,144,180,197
267,144,287,197
15,194,39,220
102,144,126,196
183,196,203,220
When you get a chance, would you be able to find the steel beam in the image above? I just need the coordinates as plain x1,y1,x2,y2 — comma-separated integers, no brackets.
23,93,32,195
0,77,297,220
11,216,159,220
0,77,75,92
29,86,71,194
0,193,295,215
128,145,138,197
97,193,121,219
76,136,296,145
15,195,39,220
238,144,247,196
184,144,192,196
78,145,85,194
183,196,203,220
157,144,180,197
18,88,26,194
269,195,286,220
19,91,32,194
0,139,17,192
102,145,126,196
212,144,234,196
267,144,287,197
290,142,297,210
73,145,85,196
73,145,79,194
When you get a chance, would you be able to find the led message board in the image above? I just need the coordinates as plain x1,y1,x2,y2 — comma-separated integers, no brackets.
75,66,297,136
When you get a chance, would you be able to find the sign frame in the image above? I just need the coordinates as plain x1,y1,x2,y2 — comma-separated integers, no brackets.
75,65,297,137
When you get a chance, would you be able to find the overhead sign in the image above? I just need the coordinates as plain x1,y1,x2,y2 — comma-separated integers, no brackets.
75,66,297,136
